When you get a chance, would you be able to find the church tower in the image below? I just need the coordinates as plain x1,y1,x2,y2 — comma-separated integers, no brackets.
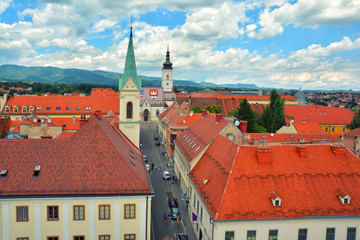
119,26,141,148
161,46,173,93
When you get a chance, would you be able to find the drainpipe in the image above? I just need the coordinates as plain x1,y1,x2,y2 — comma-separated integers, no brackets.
211,217,215,240
146,196,148,240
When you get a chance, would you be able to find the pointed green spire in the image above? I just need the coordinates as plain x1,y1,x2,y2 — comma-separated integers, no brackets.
119,26,141,90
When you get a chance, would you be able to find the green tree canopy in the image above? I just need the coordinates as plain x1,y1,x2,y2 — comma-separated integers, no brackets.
260,89,285,132
191,105,202,113
234,98,257,133
203,104,221,113
347,111,360,130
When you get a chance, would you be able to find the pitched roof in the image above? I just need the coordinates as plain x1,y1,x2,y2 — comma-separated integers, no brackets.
284,105,354,125
293,122,325,133
344,128,360,138
246,133,342,144
1,95,119,115
190,140,360,220
174,113,230,163
0,114,152,197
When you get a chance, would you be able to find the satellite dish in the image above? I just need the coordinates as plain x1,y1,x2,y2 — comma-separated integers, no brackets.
235,120,240,126
33,119,37,123
47,119,51,123
41,119,44,123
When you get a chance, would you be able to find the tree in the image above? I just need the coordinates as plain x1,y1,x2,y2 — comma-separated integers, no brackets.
191,105,202,113
234,98,257,132
203,105,221,113
261,89,285,132
347,111,360,130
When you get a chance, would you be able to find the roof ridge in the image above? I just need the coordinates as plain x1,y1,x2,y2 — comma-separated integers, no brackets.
215,143,240,220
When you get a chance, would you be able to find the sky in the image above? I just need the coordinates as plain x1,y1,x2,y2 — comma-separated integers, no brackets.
0,0,360,90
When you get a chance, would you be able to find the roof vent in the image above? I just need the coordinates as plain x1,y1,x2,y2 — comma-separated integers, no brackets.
297,146,306,159
0,169,8,177
95,110,102,119
257,147,272,165
270,191,281,207
202,110,208,118
203,176,210,185
215,114,223,124
33,165,41,177
331,144,346,157
337,190,350,204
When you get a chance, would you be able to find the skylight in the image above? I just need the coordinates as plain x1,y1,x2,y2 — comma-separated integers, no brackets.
86,107,91,110
66,107,71,110
192,143,197,149
0,170,8,177
189,140,194,146
183,134,187,139
195,146,200,152
33,165,41,177
56,107,61,110
75,107,81,110
290,135,294,139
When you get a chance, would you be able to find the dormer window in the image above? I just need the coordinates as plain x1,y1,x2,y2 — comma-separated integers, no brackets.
14,106,18,113
337,190,350,204
4,106,10,113
37,106,42,110
270,191,281,207
33,165,41,177
22,106,27,113
29,106,34,113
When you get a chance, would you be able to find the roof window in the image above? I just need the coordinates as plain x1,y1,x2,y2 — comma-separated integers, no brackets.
86,107,91,110
187,138,191,143
192,143,197,149
189,140,194,146
37,107,42,110
65,107,71,110
46,107,51,110
338,190,350,204
33,165,41,177
290,135,294,139
130,154,135,159
76,107,81,110
185,135,189,141
0,169,8,177
183,134,187,139
270,191,281,207
195,146,200,152
56,107,61,110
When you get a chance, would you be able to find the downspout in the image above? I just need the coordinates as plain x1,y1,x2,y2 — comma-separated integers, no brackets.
211,218,214,240
146,196,148,240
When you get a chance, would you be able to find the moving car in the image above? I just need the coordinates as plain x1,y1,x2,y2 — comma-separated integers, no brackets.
168,197,178,208
177,233,189,240
154,136,159,140
162,171,170,180
155,141,161,146
143,155,147,162
170,207,180,220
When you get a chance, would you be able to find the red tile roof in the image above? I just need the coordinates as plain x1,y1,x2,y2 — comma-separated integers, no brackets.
0,114,152,197
91,88,118,96
293,122,325,133
284,105,354,125
1,95,119,115
190,138,360,220
344,128,360,138
174,113,230,163
246,133,342,144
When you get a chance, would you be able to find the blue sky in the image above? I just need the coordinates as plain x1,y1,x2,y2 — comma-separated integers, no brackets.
0,0,360,90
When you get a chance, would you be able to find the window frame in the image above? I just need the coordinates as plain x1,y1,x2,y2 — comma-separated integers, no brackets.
74,236,85,240
347,228,356,240
247,230,256,240
298,229,307,240
269,229,278,240
124,234,135,240
99,205,110,220
73,205,85,221
124,204,135,219
47,205,59,221
48,237,59,240
16,206,29,222
225,231,234,240
126,102,133,119
99,235,110,240
326,228,335,240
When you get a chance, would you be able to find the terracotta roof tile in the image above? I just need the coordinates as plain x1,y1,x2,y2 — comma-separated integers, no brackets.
190,142,360,220
0,114,152,197
293,122,325,133
246,133,342,143
344,128,360,138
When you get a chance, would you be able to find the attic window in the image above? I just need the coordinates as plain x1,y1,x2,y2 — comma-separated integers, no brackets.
270,191,281,207
22,106,27,113
185,136,189,141
130,154,135,159
46,107,51,110
86,107,91,110
33,165,41,177
130,149,134,154
5,106,10,113
29,106,34,113
66,107,71,110
187,138,191,143
76,107,81,110
0,170,8,177
130,160,136,166
37,107,42,110
290,135,294,139
14,106,18,113
338,191,350,204
56,107,61,110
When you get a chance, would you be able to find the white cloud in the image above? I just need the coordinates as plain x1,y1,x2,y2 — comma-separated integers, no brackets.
0,0,12,15
91,18,118,33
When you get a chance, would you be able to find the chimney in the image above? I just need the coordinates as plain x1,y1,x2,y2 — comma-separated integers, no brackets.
215,114,223,124
290,119,294,125
95,110,102,119
257,147,272,165
79,114,87,128
239,120,248,133
190,110,194,117
202,110,208,118
297,146,306,159
331,144,346,157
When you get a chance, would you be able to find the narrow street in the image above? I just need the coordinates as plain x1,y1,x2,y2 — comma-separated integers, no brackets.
140,123,197,240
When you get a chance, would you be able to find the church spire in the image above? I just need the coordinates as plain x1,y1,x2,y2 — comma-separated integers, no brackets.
163,45,173,70
119,25,141,90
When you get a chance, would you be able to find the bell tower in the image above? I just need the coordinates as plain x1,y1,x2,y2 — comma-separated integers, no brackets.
161,46,173,93
118,26,141,148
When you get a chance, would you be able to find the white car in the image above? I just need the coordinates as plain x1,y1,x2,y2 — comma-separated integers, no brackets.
143,155,147,162
162,171,170,180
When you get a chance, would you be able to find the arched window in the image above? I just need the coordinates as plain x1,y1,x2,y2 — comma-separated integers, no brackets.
127,102,133,119
156,110,160,116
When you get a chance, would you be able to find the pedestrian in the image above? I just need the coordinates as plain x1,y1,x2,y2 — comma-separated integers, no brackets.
151,163,154,169
172,175,175,182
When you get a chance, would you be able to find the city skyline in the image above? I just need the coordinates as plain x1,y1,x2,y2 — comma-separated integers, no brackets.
0,0,360,90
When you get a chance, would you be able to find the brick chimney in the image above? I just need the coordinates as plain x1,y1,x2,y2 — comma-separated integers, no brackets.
257,147,272,165
95,110,102,119
215,114,223,124
297,146,306,159
239,120,248,133
202,110,208,118
331,144,346,157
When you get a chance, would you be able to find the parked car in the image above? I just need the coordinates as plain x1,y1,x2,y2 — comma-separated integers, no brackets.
168,197,178,208
162,171,170,180
170,207,180,220
145,164,150,173
143,155,147,162
177,233,189,240
154,136,159,140
155,141,161,146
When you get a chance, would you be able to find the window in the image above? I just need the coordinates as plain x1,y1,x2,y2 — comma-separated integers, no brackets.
298,229,307,240
74,205,85,220
17,238,29,240
99,205,110,220
86,107,91,110
29,107,34,113
325,127,329,132
200,207,203,222
225,231,234,240
73,116,76,124
326,228,335,240
99,236,110,240
56,107,61,110
16,206,28,221
247,230,256,240
344,197,349,204
76,107,81,110
46,107,51,110
14,106,18,113
125,204,135,219
269,230,278,240
22,106,27,113
66,107,71,110
343,127,346,132
48,206,59,221
74,236,84,240
5,106,10,113
37,106,42,110
124,234,135,240
48,237,59,240
156,110,160,116
347,228,356,240
126,102,133,119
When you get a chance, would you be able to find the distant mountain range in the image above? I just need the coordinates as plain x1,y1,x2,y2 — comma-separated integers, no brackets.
0,64,259,90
